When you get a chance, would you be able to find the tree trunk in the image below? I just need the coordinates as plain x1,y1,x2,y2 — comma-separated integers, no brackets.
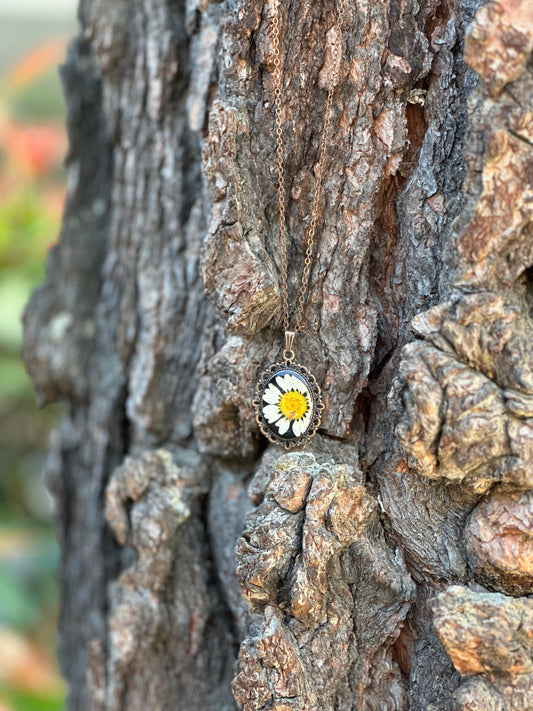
23,0,533,708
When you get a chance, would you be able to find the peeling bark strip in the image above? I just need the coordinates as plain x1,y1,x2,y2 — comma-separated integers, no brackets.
21,0,532,709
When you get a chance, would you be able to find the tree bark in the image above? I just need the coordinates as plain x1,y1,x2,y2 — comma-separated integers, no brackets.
23,0,533,709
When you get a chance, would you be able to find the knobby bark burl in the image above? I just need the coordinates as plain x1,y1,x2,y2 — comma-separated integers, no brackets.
22,0,532,709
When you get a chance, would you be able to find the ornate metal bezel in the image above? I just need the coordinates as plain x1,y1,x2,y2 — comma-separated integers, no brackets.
253,361,324,450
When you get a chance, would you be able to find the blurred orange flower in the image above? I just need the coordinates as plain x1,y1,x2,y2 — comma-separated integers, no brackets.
8,42,66,91
0,628,64,695
0,121,67,178
0,40,69,180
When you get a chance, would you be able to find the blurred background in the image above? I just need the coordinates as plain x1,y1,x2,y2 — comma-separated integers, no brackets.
0,0,76,708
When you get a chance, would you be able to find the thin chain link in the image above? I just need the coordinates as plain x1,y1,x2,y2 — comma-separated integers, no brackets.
271,0,346,335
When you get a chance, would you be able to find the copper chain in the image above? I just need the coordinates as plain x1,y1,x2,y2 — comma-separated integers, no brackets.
271,0,346,336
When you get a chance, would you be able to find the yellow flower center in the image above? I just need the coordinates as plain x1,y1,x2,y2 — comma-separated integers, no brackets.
279,390,308,420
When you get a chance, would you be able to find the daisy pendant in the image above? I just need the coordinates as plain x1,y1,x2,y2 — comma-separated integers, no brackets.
253,363,324,449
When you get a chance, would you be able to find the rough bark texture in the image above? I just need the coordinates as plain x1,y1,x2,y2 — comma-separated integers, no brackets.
22,0,532,709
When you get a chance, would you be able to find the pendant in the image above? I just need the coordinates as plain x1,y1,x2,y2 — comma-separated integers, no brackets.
253,333,324,449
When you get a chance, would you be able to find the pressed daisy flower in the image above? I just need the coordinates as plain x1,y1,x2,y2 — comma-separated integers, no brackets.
261,372,313,438
253,362,324,449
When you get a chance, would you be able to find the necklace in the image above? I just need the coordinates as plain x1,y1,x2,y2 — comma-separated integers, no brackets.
253,0,346,449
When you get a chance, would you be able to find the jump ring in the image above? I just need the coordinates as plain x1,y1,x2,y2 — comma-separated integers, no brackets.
283,349,295,363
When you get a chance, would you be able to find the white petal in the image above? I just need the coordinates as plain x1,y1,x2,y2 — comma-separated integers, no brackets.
275,374,291,392
283,374,296,391
292,418,306,437
301,409,312,430
276,417,290,434
263,404,282,423
289,374,307,394
263,384,281,404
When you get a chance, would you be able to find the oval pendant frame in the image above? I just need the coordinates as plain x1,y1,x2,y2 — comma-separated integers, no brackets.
253,361,324,449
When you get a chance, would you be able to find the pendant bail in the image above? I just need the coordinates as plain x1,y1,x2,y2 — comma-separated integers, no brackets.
283,330,295,363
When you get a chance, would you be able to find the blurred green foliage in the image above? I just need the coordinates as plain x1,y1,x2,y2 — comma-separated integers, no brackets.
0,11,74,711
0,536,59,631
10,71,66,124
1,689,66,711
